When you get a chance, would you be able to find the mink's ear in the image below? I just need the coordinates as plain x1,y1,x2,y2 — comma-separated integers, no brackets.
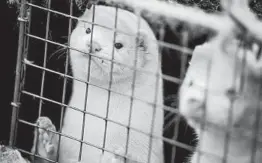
77,5,95,26
136,32,148,51
81,5,94,17
78,0,101,13
137,30,158,55
75,0,93,10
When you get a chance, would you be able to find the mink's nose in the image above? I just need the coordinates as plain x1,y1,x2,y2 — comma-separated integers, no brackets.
179,82,205,119
90,41,102,52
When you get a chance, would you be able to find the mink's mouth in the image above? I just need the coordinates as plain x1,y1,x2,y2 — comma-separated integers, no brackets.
91,58,107,71
91,58,124,75
186,117,202,129
187,116,231,134
186,114,211,129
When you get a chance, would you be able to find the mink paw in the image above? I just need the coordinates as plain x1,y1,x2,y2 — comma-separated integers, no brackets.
32,117,58,162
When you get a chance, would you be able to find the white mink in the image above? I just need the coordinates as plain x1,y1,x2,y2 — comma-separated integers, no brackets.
179,35,262,163
32,5,164,163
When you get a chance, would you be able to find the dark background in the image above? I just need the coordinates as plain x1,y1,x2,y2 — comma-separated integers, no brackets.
0,0,261,163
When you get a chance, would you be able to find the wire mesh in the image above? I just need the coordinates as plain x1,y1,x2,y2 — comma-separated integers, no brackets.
6,0,262,163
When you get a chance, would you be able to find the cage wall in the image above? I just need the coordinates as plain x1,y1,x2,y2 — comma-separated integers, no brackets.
5,0,262,163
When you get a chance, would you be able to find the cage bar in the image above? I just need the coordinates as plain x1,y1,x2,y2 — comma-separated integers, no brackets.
8,1,262,163
9,0,29,147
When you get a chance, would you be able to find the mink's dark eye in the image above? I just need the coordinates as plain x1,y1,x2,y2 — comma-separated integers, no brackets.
226,88,237,99
189,80,193,87
85,28,91,34
114,43,123,49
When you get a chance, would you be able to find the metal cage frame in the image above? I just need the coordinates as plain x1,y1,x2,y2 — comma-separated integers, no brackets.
8,0,262,163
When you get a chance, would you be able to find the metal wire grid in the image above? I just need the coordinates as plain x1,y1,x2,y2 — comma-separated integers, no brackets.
8,0,262,163
9,1,189,162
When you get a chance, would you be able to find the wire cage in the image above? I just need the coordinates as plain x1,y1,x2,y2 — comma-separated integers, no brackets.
4,0,262,163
